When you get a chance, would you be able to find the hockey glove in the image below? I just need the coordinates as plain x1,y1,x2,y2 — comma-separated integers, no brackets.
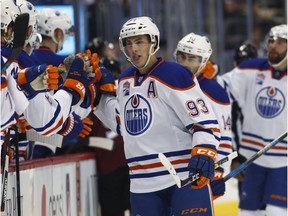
188,144,217,189
16,115,27,133
79,117,93,138
80,83,97,109
201,61,219,79
210,167,225,200
61,57,89,105
77,49,100,83
16,64,48,99
42,65,59,90
16,65,59,99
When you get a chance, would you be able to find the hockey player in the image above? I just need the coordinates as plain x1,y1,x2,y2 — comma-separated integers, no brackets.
174,32,233,201
31,8,74,66
217,24,287,216
117,16,220,215
233,43,258,67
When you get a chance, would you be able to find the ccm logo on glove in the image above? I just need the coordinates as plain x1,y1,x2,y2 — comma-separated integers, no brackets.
192,147,217,161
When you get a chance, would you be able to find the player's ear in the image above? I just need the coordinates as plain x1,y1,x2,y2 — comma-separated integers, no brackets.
26,26,33,40
54,28,64,42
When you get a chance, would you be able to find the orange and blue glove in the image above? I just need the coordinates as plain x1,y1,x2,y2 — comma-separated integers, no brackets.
188,144,217,189
79,117,93,138
210,167,225,200
61,57,89,105
15,64,59,99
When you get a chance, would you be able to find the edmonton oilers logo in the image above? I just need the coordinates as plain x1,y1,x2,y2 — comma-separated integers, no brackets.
124,94,152,135
255,86,285,118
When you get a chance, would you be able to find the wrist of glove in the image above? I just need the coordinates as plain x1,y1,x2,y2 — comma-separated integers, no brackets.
188,144,217,189
61,58,88,106
211,167,225,200
58,112,83,141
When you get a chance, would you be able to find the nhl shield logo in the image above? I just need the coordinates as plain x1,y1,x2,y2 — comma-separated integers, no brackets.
255,86,285,118
124,94,152,135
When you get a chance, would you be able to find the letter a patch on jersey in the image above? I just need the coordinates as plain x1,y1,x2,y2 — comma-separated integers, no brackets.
147,80,158,98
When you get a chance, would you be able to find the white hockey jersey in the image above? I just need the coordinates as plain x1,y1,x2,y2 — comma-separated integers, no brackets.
1,58,29,131
1,56,72,136
117,58,220,193
218,58,287,168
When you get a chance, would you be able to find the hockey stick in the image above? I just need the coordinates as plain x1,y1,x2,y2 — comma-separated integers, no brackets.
1,129,11,213
159,151,238,188
1,13,29,74
25,130,114,150
88,137,114,151
224,131,287,182
13,126,21,216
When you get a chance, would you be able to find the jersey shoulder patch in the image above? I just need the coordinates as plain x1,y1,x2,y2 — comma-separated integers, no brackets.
119,66,135,81
238,58,269,71
199,77,230,104
151,61,196,89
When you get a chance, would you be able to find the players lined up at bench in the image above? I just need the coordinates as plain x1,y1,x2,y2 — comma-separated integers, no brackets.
1,0,287,215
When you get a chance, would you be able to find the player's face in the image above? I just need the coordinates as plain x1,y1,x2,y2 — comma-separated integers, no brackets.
176,51,201,74
267,37,287,65
124,35,152,68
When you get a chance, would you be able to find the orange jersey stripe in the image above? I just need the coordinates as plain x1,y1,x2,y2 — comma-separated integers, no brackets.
42,117,64,136
219,143,233,149
242,138,288,150
129,158,189,171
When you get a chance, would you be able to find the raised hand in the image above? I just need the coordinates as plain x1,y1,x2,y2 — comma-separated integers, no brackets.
61,57,89,105
15,64,59,99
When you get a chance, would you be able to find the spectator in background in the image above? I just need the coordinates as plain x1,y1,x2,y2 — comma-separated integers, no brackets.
85,37,119,61
223,0,247,49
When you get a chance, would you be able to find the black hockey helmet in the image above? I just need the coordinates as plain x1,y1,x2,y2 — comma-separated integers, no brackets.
234,43,257,66
102,57,121,79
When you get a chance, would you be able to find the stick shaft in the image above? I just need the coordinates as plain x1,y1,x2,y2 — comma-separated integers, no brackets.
224,131,287,181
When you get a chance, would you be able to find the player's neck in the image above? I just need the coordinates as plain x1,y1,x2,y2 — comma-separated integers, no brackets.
40,39,57,53
138,55,158,75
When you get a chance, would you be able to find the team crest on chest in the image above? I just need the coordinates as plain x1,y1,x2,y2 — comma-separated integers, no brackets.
255,86,285,118
124,94,152,135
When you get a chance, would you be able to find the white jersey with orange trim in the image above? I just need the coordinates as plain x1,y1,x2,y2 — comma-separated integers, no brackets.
1,56,72,136
197,74,232,172
117,58,220,193
218,58,287,168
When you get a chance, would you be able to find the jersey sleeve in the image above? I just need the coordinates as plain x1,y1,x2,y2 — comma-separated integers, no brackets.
24,90,72,136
